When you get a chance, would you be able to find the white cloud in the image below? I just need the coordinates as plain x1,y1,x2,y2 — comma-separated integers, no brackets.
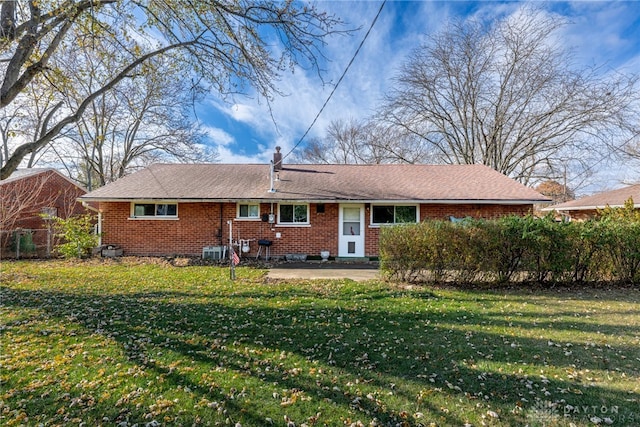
198,1,640,188
557,2,640,71
200,2,445,160
228,103,260,125
215,143,276,164
203,125,235,146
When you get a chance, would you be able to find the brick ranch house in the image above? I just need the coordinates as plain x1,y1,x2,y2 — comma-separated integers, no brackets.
1,168,88,257
542,184,640,220
79,159,550,260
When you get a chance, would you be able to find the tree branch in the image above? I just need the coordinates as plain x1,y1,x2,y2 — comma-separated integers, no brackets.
1,38,199,179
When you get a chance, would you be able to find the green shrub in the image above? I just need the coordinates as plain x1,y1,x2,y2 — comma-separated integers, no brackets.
379,203,640,286
52,214,99,259
521,214,574,283
379,225,410,281
484,216,528,283
380,221,461,282
10,229,36,256
380,222,432,282
567,220,611,283
598,199,640,284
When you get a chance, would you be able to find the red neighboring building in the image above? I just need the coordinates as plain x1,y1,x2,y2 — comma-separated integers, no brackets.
1,168,88,257
543,184,640,220
80,154,550,260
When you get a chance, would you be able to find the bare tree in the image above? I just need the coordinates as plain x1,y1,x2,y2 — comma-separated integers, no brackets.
47,37,216,189
363,120,436,164
297,119,371,164
296,118,433,164
0,0,346,179
382,7,639,185
614,109,640,178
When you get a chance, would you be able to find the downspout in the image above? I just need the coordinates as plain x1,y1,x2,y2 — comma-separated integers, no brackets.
219,202,224,246
81,201,102,246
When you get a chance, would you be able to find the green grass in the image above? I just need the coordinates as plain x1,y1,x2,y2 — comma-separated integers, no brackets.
1,260,639,426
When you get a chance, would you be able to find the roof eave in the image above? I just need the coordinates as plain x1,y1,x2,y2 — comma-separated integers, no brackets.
80,196,546,205
542,203,640,212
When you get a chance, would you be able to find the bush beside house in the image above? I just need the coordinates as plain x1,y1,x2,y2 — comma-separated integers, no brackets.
380,199,640,285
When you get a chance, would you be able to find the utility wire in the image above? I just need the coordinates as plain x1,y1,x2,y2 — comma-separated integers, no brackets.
282,0,387,161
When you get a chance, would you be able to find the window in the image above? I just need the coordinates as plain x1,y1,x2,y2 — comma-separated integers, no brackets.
372,205,417,224
237,203,260,219
132,203,177,218
40,207,58,219
279,203,309,224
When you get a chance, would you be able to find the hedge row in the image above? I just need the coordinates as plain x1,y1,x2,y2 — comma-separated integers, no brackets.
379,202,640,285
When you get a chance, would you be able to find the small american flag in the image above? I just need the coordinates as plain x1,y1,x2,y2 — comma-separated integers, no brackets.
232,250,240,266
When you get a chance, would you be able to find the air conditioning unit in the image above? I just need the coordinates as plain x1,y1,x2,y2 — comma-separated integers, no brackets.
203,246,226,260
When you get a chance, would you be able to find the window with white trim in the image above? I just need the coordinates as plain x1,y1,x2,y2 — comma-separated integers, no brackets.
132,203,177,218
371,205,418,224
237,203,260,219
278,203,309,224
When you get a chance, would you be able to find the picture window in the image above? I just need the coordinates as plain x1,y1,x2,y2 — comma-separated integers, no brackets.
132,203,177,218
371,205,417,224
279,203,309,224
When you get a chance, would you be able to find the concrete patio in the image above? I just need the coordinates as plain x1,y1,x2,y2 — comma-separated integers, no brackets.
266,261,380,281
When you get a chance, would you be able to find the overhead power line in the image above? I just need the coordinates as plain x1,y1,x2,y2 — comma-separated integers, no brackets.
282,0,387,161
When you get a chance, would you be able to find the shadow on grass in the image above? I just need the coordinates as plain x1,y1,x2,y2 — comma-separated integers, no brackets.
2,283,639,426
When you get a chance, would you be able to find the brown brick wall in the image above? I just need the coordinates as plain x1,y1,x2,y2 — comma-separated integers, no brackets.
419,203,530,221
99,201,532,258
1,170,87,251
100,202,221,256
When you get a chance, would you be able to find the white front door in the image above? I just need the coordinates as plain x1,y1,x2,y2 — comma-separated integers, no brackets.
339,204,365,257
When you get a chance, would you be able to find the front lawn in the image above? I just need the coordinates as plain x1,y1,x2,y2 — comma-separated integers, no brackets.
1,260,639,426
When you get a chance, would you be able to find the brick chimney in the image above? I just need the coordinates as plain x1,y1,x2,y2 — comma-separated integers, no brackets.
273,146,282,171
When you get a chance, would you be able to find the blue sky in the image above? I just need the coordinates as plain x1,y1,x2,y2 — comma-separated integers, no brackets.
195,1,640,193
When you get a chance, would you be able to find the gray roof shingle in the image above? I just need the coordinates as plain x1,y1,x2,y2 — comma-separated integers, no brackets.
0,168,56,184
544,184,640,211
80,163,549,204
1,168,86,192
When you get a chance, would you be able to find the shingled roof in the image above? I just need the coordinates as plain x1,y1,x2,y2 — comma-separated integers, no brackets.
80,163,549,204
543,184,640,212
1,168,86,191
1,168,59,184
